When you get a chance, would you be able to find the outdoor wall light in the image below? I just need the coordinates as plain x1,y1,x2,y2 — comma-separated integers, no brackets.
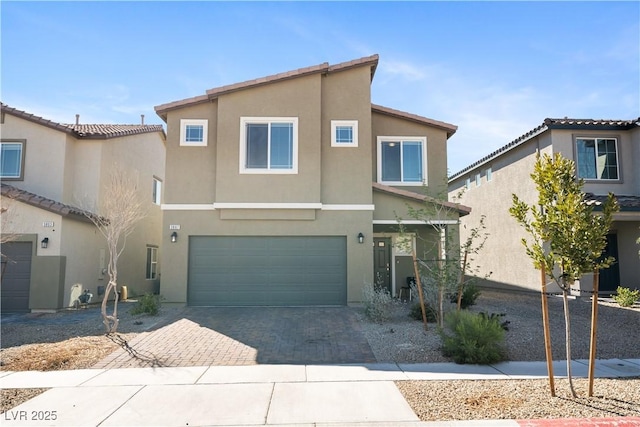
41,237,49,249
171,231,178,243
357,232,364,244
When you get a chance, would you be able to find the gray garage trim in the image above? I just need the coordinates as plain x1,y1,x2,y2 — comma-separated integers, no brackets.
188,236,347,306
1,241,33,312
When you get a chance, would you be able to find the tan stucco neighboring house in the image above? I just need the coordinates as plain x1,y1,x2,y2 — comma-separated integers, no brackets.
448,117,640,295
0,103,166,312
155,54,469,307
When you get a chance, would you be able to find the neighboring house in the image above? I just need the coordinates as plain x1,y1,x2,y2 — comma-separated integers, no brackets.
154,54,469,307
449,118,640,295
0,103,166,312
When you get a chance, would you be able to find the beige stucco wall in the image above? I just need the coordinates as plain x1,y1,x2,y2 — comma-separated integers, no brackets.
371,112,450,198
1,114,68,201
449,135,558,293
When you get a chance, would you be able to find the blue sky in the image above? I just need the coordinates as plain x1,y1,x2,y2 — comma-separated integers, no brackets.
2,1,638,174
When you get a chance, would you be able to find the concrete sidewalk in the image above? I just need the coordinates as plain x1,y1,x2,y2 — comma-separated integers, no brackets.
1,359,639,426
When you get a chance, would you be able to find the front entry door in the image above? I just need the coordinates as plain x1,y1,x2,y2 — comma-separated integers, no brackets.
599,233,620,295
373,237,392,294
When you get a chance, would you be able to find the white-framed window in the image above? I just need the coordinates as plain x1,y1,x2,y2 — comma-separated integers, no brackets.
180,119,208,146
485,167,492,182
475,173,481,187
0,140,25,180
152,177,162,205
465,177,471,190
331,120,358,147
239,117,298,174
377,136,427,186
576,137,619,180
146,246,158,280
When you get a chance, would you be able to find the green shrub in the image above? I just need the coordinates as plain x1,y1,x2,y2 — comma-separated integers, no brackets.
613,286,640,308
363,283,394,323
409,302,437,323
478,311,510,331
449,284,481,309
440,310,507,364
130,293,163,316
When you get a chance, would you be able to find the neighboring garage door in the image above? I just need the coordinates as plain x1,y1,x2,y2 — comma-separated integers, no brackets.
1,242,32,312
188,236,347,306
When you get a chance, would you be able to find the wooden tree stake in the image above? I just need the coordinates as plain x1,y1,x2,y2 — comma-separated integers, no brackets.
588,269,600,397
412,251,428,331
540,265,556,397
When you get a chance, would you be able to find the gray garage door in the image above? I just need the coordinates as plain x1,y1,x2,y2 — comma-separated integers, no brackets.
1,242,32,312
188,236,347,306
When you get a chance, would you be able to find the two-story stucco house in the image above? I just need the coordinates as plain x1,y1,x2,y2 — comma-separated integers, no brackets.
155,54,469,307
0,103,166,312
448,118,640,295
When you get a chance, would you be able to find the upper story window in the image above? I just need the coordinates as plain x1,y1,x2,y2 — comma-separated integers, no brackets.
576,137,619,180
465,177,471,190
0,140,25,180
377,137,427,186
152,177,162,205
240,117,298,174
180,119,208,146
485,167,492,182
475,173,481,187
331,120,358,147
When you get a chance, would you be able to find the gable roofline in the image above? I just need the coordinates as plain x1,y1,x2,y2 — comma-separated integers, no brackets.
448,117,640,182
372,104,457,138
373,182,471,217
1,183,100,224
154,55,380,121
1,102,166,140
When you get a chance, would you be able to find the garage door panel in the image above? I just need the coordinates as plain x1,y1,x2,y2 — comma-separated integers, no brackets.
1,242,33,312
188,236,346,306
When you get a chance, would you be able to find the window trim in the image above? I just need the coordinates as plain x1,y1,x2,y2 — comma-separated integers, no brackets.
331,120,358,147
485,167,492,182
574,135,621,181
239,117,299,174
179,119,208,146
0,139,26,180
376,136,427,186
475,173,481,187
146,246,158,280
152,177,162,205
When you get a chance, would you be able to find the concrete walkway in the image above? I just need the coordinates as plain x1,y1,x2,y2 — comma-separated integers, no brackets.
1,359,639,426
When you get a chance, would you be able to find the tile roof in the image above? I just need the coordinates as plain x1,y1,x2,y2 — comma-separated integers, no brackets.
586,193,640,212
371,104,457,138
1,102,165,139
372,182,471,216
154,55,380,120
1,183,100,223
449,117,640,181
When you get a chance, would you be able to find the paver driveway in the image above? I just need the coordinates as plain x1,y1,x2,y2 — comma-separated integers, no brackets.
94,307,377,369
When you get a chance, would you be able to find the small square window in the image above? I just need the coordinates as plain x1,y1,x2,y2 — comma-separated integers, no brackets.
0,140,25,180
180,119,208,146
331,120,358,147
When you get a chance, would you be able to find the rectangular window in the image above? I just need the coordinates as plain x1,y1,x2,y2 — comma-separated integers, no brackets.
0,140,25,179
146,246,158,280
576,137,619,180
152,177,162,205
486,167,492,182
331,120,358,147
240,117,298,174
377,137,427,185
180,119,208,146
475,173,481,187
465,177,471,190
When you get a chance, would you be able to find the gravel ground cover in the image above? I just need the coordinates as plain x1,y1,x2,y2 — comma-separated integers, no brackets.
1,289,639,420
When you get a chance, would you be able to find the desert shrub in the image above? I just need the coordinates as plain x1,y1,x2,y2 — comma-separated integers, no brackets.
130,293,163,316
478,311,510,331
409,302,438,323
440,310,507,364
449,283,481,309
613,286,640,308
363,283,394,323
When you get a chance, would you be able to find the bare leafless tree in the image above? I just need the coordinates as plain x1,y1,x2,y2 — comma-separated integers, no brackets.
83,166,147,333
